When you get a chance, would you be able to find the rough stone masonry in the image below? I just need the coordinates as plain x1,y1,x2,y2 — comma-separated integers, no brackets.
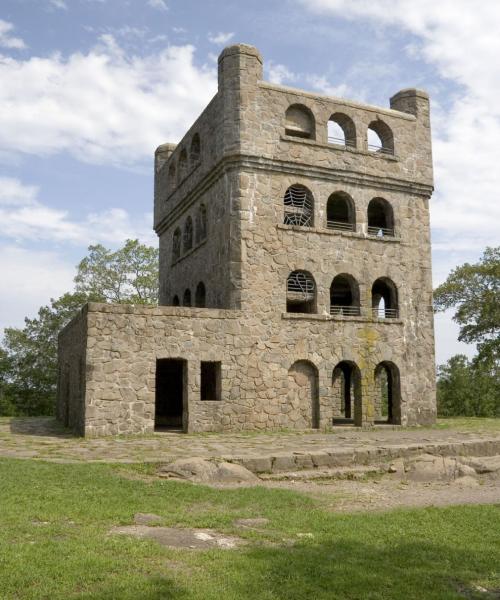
57,43,436,437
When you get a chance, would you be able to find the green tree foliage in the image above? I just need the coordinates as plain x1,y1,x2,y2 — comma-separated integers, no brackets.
437,354,499,417
0,240,158,416
74,239,159,304
434,246,500,364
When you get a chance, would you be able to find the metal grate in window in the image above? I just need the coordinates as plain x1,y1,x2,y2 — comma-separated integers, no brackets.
284,186,313,227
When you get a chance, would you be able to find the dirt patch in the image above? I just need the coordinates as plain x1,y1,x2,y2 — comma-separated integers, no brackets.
262,469,500,512
110,525,244,549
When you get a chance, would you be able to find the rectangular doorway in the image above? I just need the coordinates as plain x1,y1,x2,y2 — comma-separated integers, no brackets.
155,358,186,430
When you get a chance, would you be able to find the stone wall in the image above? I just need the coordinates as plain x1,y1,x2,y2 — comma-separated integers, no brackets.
57,302,435,437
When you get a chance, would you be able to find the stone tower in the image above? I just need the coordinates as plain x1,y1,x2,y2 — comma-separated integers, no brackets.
57,44,436,436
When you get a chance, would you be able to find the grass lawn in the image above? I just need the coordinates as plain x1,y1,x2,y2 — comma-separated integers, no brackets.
0,458,499,600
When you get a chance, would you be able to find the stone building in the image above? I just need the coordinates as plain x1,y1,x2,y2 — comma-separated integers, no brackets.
57,43,436,437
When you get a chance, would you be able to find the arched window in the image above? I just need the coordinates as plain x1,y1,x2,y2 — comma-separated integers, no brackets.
286,270,316,314
195,204,207,244
183,216,193,252
367,120,394,155
178,149,188,184
288,360,320,429
190,133,200,165
327,113,356,148
285,104,315,139
374,362,401,424
172,228,181,262
372,277,398,319
168,163,176,194
330,274,360,316
326,192,355,232
332,361,362,425
283,185,313,227
367,197,394,237
172,295,180,306
183,288,191,307
195,282,206,308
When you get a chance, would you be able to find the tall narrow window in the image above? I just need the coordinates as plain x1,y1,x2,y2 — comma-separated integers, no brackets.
172,295,180,306
195,204,207,243
190,133,201,165
195,282,206,308
168,163,176,194
283,185,313,227
172,228,181,262
183,216,193,252
178,149,188,183
183,288,191,307
200,361,221,401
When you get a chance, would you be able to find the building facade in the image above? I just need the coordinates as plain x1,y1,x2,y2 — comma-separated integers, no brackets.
57,44,436,437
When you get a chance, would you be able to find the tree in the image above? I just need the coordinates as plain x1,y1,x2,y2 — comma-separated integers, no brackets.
2,292,92,415
437,354,499,417
0,239,159,416
434,246,500,364
74,239,159,304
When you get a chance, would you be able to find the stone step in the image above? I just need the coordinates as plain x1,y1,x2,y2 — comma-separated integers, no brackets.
223,437,500,474
259,465,384,481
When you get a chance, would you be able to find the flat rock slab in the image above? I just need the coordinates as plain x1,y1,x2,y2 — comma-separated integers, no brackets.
110,525,243,549
158,458,259,484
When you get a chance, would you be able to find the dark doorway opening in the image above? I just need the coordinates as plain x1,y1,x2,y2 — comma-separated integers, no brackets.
332,361,362,426
155,358,186,430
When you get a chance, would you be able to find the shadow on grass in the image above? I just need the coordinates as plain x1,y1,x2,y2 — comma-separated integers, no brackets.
217,539,498,600
9,416,76,438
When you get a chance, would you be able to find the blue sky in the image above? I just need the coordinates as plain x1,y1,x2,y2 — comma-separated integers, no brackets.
1,0,499,364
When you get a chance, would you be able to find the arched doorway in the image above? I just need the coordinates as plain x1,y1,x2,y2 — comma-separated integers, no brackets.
374,361,401,424
332,361,362,426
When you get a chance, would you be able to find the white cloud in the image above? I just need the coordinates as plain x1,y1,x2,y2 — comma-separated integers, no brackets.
0,176,154,245
0,176,38,206
0,37,217,167
147,0,168,10
306,74,350,98
267,61,297,85
208,32,235,45
0,245,75,332
298,0,500,252
0,20,26,50
49,0,68,10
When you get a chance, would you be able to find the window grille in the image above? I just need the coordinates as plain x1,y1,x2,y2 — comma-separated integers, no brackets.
284,185,313,227
287,271,315,297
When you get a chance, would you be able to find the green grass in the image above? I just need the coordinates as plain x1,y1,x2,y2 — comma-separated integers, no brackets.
434,417,500,431
0,459,499,599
